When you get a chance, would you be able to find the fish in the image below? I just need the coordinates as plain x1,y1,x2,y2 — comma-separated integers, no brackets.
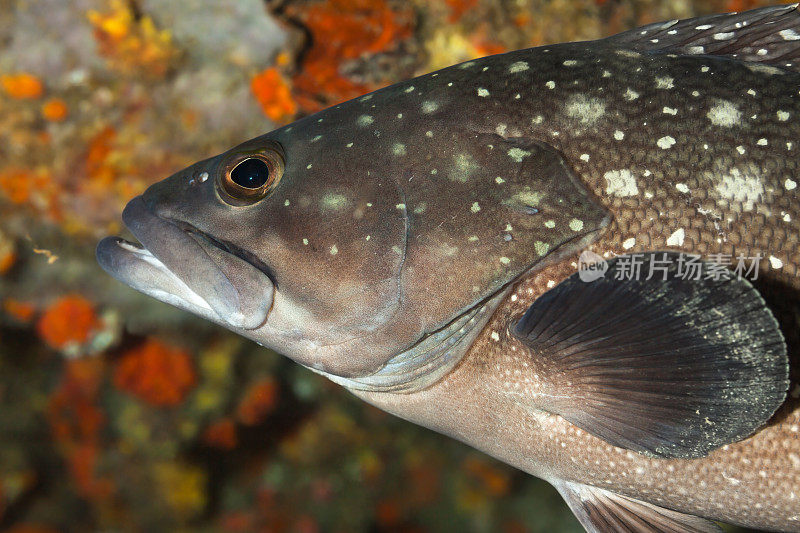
96,4,800,532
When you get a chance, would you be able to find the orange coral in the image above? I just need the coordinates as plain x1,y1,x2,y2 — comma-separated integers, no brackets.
203,418,238,450
3,299,35,322
446,0,480,23
251,68,298,124
114,338,196,406
37,295,99,350
1,73,44,99
0,251,15,275
85,126,117,185
235,377,279,426
87,0,179,78
47,358,112,499
285,0,413,113
41,98,69,122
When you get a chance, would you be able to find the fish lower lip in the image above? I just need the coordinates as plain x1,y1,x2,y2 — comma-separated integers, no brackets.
97,196,274,330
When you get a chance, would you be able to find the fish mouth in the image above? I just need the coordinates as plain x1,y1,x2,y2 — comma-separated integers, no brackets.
96,196,274,330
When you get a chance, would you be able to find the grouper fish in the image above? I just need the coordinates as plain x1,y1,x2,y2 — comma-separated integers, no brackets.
97,5,800,531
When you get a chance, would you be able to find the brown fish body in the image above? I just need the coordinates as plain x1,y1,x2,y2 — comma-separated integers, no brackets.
97,5,800,531
356,41,800,531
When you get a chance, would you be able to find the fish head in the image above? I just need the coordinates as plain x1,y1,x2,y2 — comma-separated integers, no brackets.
97,74,609,379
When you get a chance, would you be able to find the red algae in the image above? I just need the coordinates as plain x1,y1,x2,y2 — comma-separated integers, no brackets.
114,338,196,407
3,298,36,322
236,377,279,426
47,358,112,499
284,0,414,113
203,418,238,450
37,295,100,351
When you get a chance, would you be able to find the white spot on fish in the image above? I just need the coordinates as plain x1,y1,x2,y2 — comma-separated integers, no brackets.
663,106,678,115
395,203,406,210
495,177,505,184
198,172,209,183
580,153,590,162
785,178,797,190
544,220,555,228
707,100,741,127
359,94,373,102
623,88,640,101
622,237,636,250
302,238,308,246
422,101,438,113
780,29,800,41
602,70,611,78
496,123,508,136
321,193,349,210
284,199,290,206
507,147,531,162
691,90,700,97
425,131,434,137
532,115,544,125
396,113,403,119
545,81,556,89
509,61,529,73
563,59,578,66
695,24,713,30
499,257,510,266
604,169,638,197
477,88,490,97
613,130,624,140
666,228,685,246
569,219,584,232
777,110,791,121
564,94,606,125
310,135,322,143
676,183,689,193
535,241,550,256
657,136,676,149
757,138,768,146
747,89,757,96
392,143,407,156
655,76,674,89
306,164,313,169
688,46,705,54
747,64,784,75
471,202,481,213
404,86,415,93
715,166,763,211
491,331,501,341
330,245,338,255
713,31,734,40
346,142,354,148
736,146,746,155
769,256,784,269
357,115,374,127
701,66,710,73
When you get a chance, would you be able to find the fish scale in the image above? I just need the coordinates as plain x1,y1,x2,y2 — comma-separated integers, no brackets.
98,5,800,531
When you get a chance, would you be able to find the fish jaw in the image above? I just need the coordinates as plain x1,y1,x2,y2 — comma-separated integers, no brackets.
96,195,274,330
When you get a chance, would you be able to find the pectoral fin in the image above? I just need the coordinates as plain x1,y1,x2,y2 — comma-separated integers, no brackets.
513,252,788,458
553,480,721,533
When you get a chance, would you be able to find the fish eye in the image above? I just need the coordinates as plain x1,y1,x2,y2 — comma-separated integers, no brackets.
219,145,284,205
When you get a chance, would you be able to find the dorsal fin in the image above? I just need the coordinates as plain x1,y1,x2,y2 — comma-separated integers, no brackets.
604,4,800,73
